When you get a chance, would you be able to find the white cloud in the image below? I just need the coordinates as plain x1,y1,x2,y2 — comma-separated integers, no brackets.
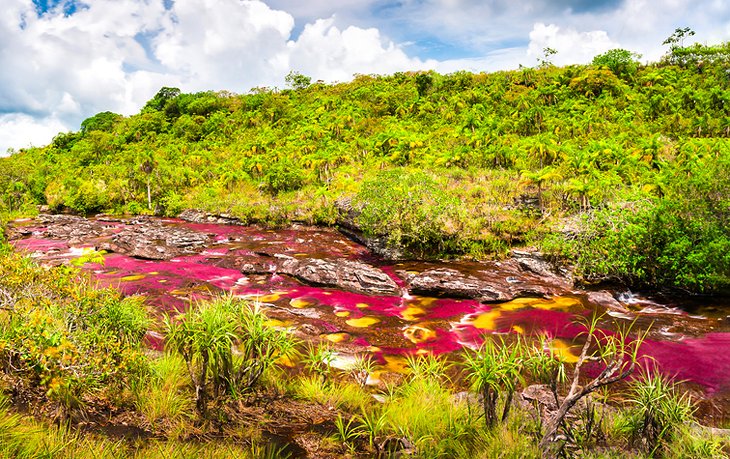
286,17,435,81
0,113,67,155
526,23,619,66
0,0,729,154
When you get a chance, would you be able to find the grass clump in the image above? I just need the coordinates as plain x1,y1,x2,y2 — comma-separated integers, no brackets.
165,296,299,417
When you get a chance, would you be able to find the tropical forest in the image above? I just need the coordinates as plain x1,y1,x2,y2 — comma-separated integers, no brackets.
0,35,729,458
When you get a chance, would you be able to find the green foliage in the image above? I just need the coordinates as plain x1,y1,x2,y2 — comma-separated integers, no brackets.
80,111,122,134
621,371,696,456
592,49,642,77
284,71,311,90
262,159,304,194
462,337,525,428
354,169,461,256
165,296,298,415
2,48,730,291
0,253,150,417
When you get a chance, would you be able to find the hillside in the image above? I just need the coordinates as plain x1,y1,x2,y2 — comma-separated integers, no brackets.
1,44,729,293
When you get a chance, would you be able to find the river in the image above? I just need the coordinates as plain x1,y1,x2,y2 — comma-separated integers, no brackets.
8,214,730,420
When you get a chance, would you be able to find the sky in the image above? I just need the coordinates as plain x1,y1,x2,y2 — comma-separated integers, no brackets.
1,0,728,154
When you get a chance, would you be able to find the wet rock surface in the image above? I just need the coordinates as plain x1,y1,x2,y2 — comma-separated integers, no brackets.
177,209,244,226
403,258,569,303
406,268,514,301
25,214,109,243
275,255,401,296
101,221,212,260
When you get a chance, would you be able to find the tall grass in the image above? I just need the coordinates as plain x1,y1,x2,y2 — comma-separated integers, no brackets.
165,296,299,416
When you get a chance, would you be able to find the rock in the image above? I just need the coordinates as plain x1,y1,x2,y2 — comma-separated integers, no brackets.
102,222,211,260
36,214,108,244
511,249,559,278
378,436,416,458
521,384,559,412
177,209,243,225
275,255,401,296
586,291,630,313
408,268,510,301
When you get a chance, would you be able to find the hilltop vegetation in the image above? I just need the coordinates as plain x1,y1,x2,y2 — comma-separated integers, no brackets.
1,41,730,293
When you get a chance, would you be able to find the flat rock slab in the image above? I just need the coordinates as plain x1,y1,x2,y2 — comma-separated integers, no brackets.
407,268,512,301
102,222,212,260
34,214,110,244
276,255,401,296
404,258,570,302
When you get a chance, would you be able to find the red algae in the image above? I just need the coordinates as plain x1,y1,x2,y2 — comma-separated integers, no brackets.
9,216,730,400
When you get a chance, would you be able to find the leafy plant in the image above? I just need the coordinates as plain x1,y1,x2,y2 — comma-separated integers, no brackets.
462,337,525,428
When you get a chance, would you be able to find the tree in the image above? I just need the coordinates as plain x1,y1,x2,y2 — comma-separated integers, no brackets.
143,86,181,112
663,27,695,49
538,47,558,68
285,71,311,91
80,111,122,134
592,49,642,77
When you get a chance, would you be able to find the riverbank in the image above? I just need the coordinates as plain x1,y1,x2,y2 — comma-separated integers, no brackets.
2,214,729,457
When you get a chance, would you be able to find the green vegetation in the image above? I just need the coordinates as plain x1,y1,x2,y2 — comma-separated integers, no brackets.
0,249,726,457
1,40,729,292
0,38,729,456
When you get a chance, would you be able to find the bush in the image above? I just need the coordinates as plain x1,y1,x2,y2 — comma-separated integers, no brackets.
165,296,298,416
354,168,461,256
592,49,642,77
0,254,150,418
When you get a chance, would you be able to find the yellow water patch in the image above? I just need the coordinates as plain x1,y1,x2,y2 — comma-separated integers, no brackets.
403,324,437,344
257,293,281,302
121,274,145,282
550,339,579,363
534,297,583,311
471,310,502,330
383,354,409,373
323,332,350,343
415,297,438,306
264,318,291,327
499,298,540,311
346,316,380,328
148,271,158,275
158,279,168,284
335,311,351,317
356,303,369,309
512,325,525,334
289,298,311,308
401,306,425,321
294,253,308,257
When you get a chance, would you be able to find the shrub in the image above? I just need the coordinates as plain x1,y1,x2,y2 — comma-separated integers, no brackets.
354,168,461,256
165,296,298,416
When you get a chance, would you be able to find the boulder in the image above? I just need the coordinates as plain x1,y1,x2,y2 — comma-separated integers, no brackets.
177,209,243,225
586,291,630,313
407,268,511,301
406,265,559,302
102,222,211,260
275,255,401,296
36,214,108,244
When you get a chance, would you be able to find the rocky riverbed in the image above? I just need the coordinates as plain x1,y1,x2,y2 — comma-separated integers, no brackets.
8,213,730,419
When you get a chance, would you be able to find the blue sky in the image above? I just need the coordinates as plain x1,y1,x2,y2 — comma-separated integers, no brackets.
1,0,729,154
